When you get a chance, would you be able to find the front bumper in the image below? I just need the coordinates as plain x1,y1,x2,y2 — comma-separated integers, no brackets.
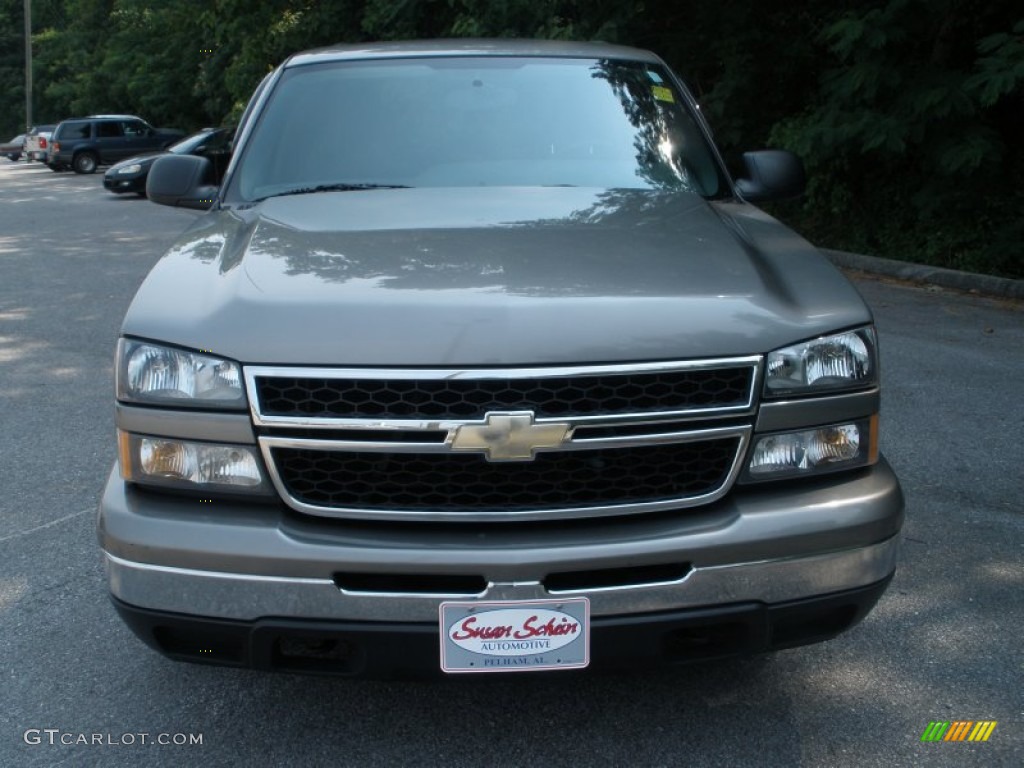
99,460,903,610
103,174,144,193
104,534,900,623
99,458,903,673
111,575,893,677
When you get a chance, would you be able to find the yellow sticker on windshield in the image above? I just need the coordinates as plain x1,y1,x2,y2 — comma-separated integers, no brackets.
652,86,674,103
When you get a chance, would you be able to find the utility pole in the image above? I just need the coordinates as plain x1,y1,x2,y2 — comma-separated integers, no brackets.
24,0,33,133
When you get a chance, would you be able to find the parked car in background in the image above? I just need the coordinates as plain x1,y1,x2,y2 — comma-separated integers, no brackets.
48,115,184,174
24,124,57,162
104,127,234,196
1,134,25,161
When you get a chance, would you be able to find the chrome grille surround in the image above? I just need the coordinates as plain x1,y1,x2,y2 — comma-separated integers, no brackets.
245,358,761,522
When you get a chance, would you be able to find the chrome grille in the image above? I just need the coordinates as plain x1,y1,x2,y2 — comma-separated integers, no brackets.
245,358,760,522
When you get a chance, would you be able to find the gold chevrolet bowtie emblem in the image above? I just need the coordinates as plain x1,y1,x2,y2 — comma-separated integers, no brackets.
449,412,571,462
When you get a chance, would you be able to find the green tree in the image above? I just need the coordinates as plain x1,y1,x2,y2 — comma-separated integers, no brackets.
33,0,115,118
195,0,369,124
4,0,1020,277
770,1,1023,276
0,0,26,137
0,0,66,136
93,1,213,128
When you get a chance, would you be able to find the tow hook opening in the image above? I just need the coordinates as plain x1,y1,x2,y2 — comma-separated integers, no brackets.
272,634,364,674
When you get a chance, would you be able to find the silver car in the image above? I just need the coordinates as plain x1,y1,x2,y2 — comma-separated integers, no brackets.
24,124,56,162
101,39,904,677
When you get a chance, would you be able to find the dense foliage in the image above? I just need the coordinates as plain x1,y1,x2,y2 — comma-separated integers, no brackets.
2,0,1020,276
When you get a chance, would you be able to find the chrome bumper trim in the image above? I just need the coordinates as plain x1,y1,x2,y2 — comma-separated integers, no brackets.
105,535,900,623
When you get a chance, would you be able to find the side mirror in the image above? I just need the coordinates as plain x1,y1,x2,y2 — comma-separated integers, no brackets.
734,150,806,202
147,154,219,210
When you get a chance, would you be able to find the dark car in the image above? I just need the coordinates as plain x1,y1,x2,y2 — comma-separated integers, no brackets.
104,127,234,196
1,134,25,161
48,115,184,174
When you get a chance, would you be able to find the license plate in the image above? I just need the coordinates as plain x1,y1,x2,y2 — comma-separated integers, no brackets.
439,598,590,673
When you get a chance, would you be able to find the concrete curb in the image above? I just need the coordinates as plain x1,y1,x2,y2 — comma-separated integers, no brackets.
822,249,1023,300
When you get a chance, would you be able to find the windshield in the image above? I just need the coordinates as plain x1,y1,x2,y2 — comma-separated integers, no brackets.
168,128,232,155
232,56,727,202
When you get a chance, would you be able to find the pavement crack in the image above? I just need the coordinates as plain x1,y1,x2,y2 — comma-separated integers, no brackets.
0,508,92,544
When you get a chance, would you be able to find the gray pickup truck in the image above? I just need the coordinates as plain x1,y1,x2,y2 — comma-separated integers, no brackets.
100,39,904,677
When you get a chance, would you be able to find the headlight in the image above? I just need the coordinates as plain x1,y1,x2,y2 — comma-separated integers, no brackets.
117,163,142,174
118,432,272,495
117,339,245,408
764,327,877,396
743,416,878,482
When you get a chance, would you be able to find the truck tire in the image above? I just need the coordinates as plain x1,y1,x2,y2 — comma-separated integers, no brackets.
73,152,98,174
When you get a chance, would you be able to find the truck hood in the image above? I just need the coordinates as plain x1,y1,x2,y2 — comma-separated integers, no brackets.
124,187,871,365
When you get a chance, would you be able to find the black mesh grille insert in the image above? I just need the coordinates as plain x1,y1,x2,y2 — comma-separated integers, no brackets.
255,367,753,420
271,438,740,513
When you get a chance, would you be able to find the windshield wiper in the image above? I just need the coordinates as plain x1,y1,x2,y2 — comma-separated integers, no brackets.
253,183,411,202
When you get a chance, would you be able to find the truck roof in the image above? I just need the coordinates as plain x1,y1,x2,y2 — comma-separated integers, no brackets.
286,38,663,69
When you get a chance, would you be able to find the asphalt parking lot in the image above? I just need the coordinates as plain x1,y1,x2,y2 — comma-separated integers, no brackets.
1,159,1021,767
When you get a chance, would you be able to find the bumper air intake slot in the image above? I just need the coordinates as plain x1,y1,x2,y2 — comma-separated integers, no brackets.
545,562,692,593
333,572,488,596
